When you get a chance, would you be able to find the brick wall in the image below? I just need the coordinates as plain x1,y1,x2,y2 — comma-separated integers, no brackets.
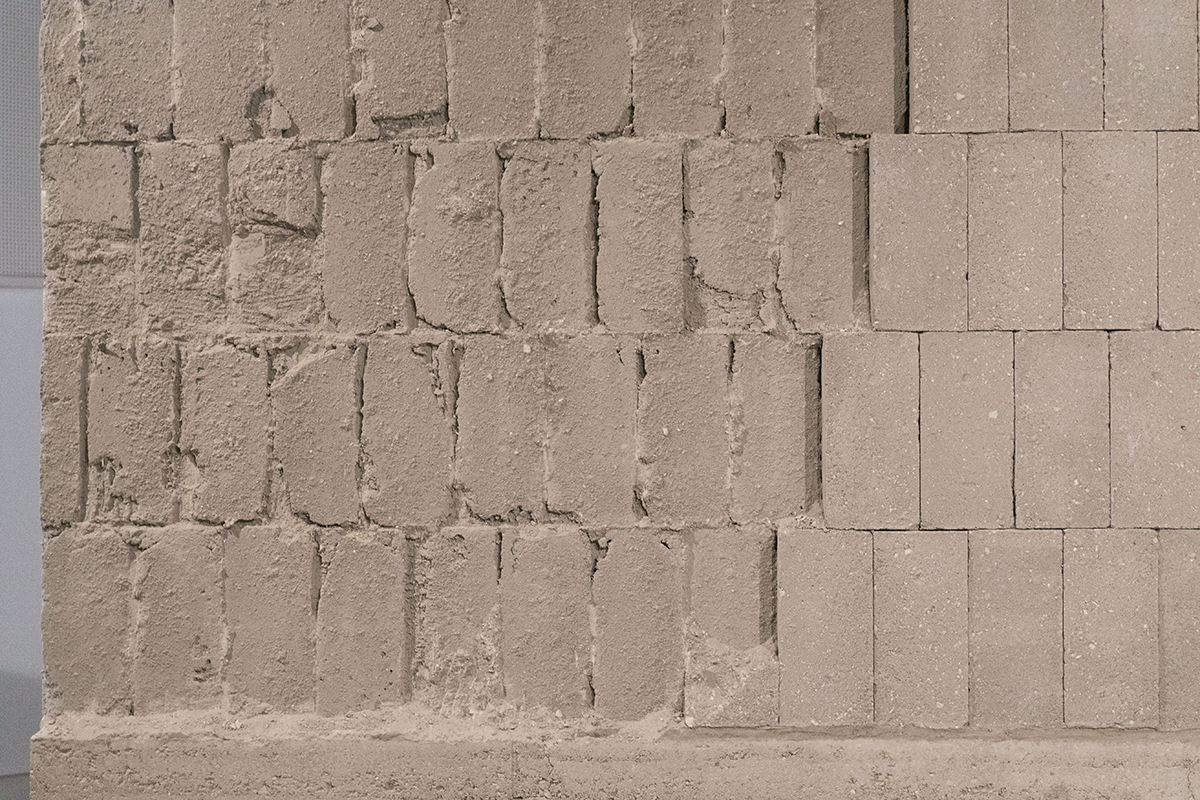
36,0,1200,796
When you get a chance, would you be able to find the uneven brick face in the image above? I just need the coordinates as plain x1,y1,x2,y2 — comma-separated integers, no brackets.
266,0,351,140
1159,530,1200,730
815,0,905,134
1008,0,1102,131
43,224,138,336
909,0,1007,133
227,227,325,330
1104,0,1199,131
228,142,320,233
540,0,631,138
40,1,82,141
352,0,447,139
41,145,132,231
631,0,722,137
445,0,537,140
41,336,87,527
173,0,264,141
724,0,816,137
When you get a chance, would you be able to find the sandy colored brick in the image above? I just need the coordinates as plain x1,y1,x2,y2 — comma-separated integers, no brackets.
414,526,502,715
638,335,729,527
228,228,326,330
41,335,87,526
778,138,868,332
137,143,226,331
40,0,82,141
407,142,503,333
360,337,455,528
445,0,537,140
544,335,637,526
1015,331,1109,529
1158,133,1200,330
875,530,968,729
226,525,319,713
500,141,596,330
316,532,411,714
456,336,544,519
500,526,592,716
272,346,360,526
353,0,447,138
228,142,320,232
1063,132,1156,330
920,332,1014,530
869,134,967,331
816,0,906,134
724,0,816,137
88,338,178,524
321,143,415,333
630,0,721,136
132,526,223,714
1111,332,1200,528
968,529,1063,728
1064,528,1158,728
595,139,685,333
1159,530,1200,730
1009,0,1102,130
181,345,269,524
42,526,132,715
79,0,172,140
41,145,132,230
43,225,138,336
822,332,919,530
266,0,351,140
1104,0,1198,131
593,530,684,721
909,0,1007,133
731,336,819,523
174,0,264,141
967,132,1063,331
540,0,631,137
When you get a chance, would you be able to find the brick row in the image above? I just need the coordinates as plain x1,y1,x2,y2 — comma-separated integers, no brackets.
911,0,1199,132
872,132,1200,332
42,139,868,338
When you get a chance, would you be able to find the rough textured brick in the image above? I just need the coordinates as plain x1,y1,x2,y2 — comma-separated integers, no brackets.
724,0,816,137
321,143,415,333
683,140,775,324
967,133,1063,331
174,0,264,141
228,142,320,232
180,345,269,523
352,0,447,138
815,0,906,134
79,0,172,140
1009,0,1102,130
920,332,1014,530
414,527,502,716
638,335,729,527
43,225,138,336
456,336,544,519
1104,0,1198,131
316,532,411,714
407,142,503,333
500,526,592,715
360,336,455,528
909,0,1007,133
778,527,872,726
500,141,596,331
730,336,819,523
593,531,684,721
1063,132,1157,330
445,0,536,140
968,529,1063,729
132,526,223,713
595,140,684,333
1159,530,1200,730
630,0,721,136
42,526,132,715
1015,332,1109,529
869,134,967,331
1064,529,1158,728
88,339,177,524
272,346,361,526
540,0,631,137
778,138,867,332
137,143,226,331
875,530,968,729
226,525,319,713
42,145,132,230
1111,332,1200,528
266,0,351,140
41,335,87,526
228,228,325,330
1158,133,1200,330
544,336,637,526
822,332,919,530
686,526,778,728
41,0,82,141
